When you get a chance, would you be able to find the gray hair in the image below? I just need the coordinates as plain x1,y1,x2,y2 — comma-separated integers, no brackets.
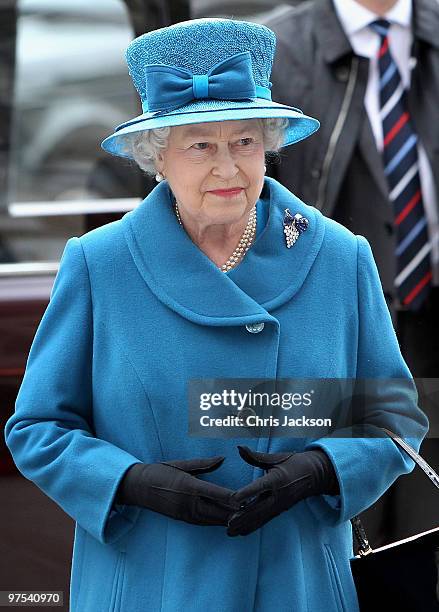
128,117,288,176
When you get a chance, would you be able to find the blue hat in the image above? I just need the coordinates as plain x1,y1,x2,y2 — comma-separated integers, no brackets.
101,18,320,159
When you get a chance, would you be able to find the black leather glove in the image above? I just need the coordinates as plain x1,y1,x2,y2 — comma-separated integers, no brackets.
227,446,339,536
115,455,239,526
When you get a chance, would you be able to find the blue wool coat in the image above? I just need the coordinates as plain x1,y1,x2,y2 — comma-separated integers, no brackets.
5,178,428,612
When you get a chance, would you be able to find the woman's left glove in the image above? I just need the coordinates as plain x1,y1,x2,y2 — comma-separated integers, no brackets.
227,446,339,537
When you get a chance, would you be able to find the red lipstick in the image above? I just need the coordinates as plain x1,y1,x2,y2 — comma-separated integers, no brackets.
208,188,244,197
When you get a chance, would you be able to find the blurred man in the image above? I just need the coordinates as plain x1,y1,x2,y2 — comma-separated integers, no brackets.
266,0,438,575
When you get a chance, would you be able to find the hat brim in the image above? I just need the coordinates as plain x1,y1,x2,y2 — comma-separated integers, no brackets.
100,98,320,159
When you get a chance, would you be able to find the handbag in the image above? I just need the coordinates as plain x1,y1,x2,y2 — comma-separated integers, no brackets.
350,428,439,611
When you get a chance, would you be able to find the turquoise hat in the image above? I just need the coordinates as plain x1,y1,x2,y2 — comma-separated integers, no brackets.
101,18,320,159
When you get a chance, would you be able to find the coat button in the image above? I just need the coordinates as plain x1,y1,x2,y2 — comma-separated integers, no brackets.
245,322,265,334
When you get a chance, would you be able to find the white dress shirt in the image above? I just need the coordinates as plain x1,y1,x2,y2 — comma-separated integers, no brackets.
333,0,439,284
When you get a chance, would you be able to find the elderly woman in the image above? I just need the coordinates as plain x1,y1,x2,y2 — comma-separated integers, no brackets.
4,18,428,612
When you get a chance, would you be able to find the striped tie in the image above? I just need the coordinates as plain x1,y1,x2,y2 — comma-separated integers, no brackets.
370,19,432,310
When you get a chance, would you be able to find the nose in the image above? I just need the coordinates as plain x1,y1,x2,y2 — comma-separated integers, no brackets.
211,147,239,180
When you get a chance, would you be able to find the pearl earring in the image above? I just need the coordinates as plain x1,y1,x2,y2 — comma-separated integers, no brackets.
155,172,164,182
264,165,267,173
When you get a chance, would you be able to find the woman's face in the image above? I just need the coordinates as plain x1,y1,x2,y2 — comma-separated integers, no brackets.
155,119,266,227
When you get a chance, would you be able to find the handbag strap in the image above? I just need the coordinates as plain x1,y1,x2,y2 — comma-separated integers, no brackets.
351,427,439,556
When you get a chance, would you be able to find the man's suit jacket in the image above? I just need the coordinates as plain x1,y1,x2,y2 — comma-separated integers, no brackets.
266,0,439,318
266,0,439,546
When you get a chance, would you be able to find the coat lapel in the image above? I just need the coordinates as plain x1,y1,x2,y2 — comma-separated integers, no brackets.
314,0,352,64
122,178,325,325
312,0,386,212
227,179,325,310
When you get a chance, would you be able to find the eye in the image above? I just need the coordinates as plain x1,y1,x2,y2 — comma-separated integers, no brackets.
237,137,254,146
192,142,210,150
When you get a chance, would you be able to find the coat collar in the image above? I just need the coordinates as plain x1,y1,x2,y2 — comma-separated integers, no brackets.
314,0,353,64
122,177,325,326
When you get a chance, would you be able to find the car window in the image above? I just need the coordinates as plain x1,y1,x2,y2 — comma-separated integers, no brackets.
2,0,138,265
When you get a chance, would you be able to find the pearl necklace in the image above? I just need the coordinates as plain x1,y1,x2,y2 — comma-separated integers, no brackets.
174,202,257,272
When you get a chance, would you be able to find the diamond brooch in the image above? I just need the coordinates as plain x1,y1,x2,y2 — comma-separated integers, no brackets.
283,209,309,248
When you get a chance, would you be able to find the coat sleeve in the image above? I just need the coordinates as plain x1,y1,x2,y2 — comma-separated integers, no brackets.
303,235,429,525
4,237,142,545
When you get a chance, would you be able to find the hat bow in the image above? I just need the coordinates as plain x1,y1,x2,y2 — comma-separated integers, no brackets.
143,51,271,113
